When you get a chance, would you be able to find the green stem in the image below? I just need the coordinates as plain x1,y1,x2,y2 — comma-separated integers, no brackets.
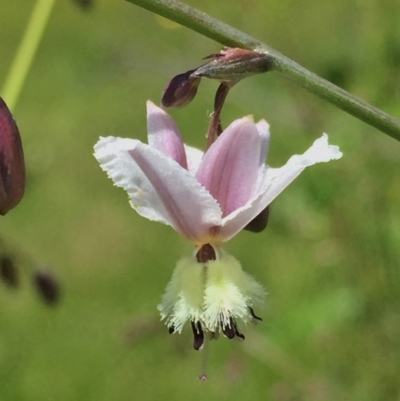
125,0,400,142
1,0,57,111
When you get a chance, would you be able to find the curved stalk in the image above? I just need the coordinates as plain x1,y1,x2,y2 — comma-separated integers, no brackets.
126,0,400,142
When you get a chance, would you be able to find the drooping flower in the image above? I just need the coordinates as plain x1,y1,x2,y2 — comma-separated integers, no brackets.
94,101,342,353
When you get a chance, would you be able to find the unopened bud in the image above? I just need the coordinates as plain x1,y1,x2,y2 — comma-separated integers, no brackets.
193,48,274,83
244,205,270,233
33,271,60,305
0,97,25,215
0,255,19,289
161,69,201,108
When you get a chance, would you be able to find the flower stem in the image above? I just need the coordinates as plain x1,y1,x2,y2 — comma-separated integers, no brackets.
205,83,231,150
125,0,400,142
1,0,57,111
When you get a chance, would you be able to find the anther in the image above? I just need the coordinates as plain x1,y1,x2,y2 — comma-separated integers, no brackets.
249,306,263,322
234,325,245,341
168,325,175,334
191,321,205,351
222,318,236,339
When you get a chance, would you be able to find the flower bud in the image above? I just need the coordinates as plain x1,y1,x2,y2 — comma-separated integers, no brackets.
193,47,274,83
0,97,25,215
33,271,61,305
161,69,201,108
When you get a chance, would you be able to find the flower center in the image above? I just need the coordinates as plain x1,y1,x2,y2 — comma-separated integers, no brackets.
196,243,216,263
191,244,262,349
158,246,265,353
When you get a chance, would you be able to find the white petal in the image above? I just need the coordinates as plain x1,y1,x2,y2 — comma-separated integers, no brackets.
256,119,270,165
128,142,222,242
220,134,342,240
94,136,171,225
184,144,204,174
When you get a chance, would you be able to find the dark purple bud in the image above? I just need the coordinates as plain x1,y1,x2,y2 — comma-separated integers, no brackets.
161,69,201,108
0,97,25,215
33,271,61,305
193,47,274,83
244,205,270,233
0,255,19,289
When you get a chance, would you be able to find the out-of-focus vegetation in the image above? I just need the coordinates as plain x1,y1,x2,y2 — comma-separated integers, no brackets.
1,1,400,400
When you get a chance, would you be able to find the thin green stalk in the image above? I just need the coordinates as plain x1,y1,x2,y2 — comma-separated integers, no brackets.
125,0,400,142
2,0,57,111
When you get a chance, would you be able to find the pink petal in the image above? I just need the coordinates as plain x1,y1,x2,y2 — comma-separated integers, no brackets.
220,134,343,241
129,142,222,242
195,117,261,217
146,100,188,169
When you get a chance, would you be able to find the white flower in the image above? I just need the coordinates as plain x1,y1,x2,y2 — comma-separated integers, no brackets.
94,100,342,352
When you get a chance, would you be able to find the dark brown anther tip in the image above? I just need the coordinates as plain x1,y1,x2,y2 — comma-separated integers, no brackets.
244,205,270,233
161,69,201,109
0,97,25,216
235,331,245,341
222,326,235,340
0,255,19,289
191,321,204,350
33,271,61,306
248,306,263,322
222,322,236,339
196,244,216,264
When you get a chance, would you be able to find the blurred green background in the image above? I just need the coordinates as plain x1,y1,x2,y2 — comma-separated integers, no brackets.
1,0,400,400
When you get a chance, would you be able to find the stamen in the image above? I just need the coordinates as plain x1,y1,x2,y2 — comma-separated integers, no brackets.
234,324,245,341
222,318,236,339
191,321,205,351
248,306,263,322
196,244,216,264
